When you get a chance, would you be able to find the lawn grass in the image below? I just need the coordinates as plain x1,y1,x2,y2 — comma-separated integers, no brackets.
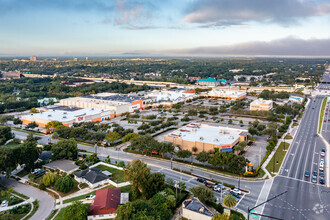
24,200,39,220
266,142,290,174
11,128,44,136
96,165,125,183
4,141,21,148
318,98,327,133
46,209,58,220
284,134,293,139
54,208,65,220
258,168,266,178
62,185,131,204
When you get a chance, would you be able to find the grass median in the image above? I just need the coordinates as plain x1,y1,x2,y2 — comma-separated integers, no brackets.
266,142,290,174
318,97,327,134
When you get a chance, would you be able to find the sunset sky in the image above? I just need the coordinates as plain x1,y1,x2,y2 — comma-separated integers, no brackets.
1,0,330,56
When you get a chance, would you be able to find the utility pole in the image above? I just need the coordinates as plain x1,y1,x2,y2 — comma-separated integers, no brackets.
94,144,97,155
238,174,241,188
273,151,276,173
248,191,288,220
171,155,173,169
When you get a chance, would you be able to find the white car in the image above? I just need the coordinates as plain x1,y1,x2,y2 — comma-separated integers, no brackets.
320,151,325,157
231,188,242,195
85,194,95,200
1,200,8,207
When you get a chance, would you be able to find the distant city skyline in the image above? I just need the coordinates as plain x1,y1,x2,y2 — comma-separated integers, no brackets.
1,0,330,56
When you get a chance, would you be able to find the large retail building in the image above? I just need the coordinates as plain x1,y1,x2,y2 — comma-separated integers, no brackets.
21,107,114,127
58,93,152,116
164,123,247,153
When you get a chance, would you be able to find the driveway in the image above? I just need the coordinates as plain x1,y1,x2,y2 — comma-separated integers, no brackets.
0,177,54,220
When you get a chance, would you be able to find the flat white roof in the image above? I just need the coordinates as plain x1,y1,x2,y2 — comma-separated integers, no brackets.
251,99,273,105
166,123,247,146
23,108,113,123
208,89,246,97
148,90,196,102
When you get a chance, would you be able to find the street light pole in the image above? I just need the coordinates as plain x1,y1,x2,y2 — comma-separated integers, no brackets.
238,174,241,188
247,191,288,220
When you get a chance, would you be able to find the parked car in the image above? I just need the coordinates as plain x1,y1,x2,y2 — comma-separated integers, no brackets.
304,170,310,177
311,176,317,183
313,171,317,176
319,171,324,177
213,184,226,192
197,177,206,183
204,182,214,188
231,188,242,195
319,178,325,184
321,151,325,157
230,191,240,198
1,200,8,207
85,194,95,200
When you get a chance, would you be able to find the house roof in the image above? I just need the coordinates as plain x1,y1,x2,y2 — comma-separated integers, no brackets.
91,188,121,215
43,159,79,173
39,151,52,161
183,197,214,217
74,167,109,184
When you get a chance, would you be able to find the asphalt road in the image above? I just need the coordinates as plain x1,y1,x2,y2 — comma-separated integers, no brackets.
0,177,54,220
260,96,330,220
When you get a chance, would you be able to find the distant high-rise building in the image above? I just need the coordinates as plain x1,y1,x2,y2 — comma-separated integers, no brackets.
86,57,88,61
30,56,37,61
73,58,78,61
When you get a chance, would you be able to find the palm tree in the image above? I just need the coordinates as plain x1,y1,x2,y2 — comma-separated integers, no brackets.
223,194,237,209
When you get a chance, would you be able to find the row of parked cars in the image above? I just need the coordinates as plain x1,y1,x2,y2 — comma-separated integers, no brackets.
304,148,326,184
197,177,243,199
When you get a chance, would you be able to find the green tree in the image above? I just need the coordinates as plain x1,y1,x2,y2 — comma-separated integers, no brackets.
62,201,87,220
176,150,192,159
212,214,232,220
190,185,215,203
30,108,39,113
178,182,186,192
145,172,166,199
21,141,40,172
248,127,258,136
51,138,78,160
52,132,59,139
43,172,57,186
13,118,22,125
122,133,139,142
105,131,122,143
45,121,63,130
26,121,38,129
55,176,74,193
223,194,237,209
196,151,209,165
124,159,150,198
0,126,13,145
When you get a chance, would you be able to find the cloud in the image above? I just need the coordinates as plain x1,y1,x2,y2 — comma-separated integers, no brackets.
0,0,159,29
161,37,330,56
183,0,330,27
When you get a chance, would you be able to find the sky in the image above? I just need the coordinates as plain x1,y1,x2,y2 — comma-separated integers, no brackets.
1,0,330,57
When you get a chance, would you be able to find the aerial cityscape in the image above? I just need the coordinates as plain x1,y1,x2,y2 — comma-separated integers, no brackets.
0,0,329,220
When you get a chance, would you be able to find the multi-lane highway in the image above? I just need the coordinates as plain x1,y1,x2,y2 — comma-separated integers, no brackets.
260,96,330,220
